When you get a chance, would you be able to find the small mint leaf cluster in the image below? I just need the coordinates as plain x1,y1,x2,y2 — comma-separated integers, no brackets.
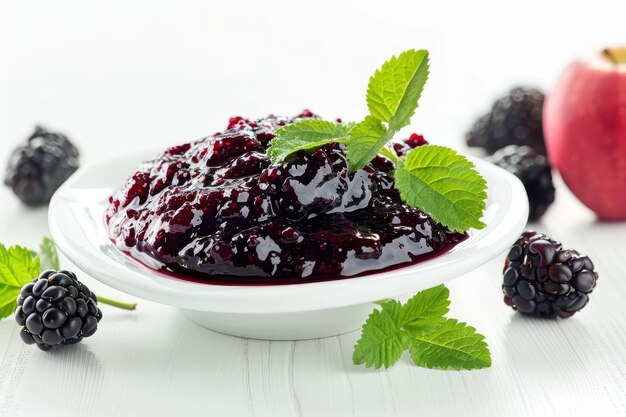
353,285,491,370
266,49,487,233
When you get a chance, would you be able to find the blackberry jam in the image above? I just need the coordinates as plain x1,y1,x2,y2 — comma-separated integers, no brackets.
105,112,466,284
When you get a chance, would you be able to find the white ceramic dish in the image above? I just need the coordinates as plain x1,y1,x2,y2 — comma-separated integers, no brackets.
49,150,528,340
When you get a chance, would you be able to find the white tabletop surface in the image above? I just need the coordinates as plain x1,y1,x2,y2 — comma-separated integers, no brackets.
1,1,626,416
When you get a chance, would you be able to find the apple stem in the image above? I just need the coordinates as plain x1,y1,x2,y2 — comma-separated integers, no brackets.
602,47,626,64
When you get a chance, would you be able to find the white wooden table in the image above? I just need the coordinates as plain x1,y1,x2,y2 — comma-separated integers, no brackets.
1,1,626,416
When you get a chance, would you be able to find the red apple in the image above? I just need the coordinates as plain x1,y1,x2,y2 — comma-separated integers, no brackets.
544,47,626,220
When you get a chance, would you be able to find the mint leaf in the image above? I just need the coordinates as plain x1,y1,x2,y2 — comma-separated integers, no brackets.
0,301,16,321
39,237,60,271
401,285,450,326
366,49,429,132
353,300,408,369
267,119,351,163
378,147,398,163
346,115,387,169
353,285,491,371
0,244,40,287
0,244,40,320
407,318,491,370
348,49,429,171
403,317,449,337
394,145,487,232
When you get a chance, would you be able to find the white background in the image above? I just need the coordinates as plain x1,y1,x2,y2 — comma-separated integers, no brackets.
1,1,626,416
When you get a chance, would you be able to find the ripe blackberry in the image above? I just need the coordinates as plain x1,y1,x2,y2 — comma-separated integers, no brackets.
502,231,598,319
466,87,546,155
14,269,102,351
486,145,555,221
4,126,80,206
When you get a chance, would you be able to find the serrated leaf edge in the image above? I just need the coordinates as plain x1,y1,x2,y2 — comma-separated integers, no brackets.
407,318,492,370
394,146,487,232
267,119,352,163
353,300,408,369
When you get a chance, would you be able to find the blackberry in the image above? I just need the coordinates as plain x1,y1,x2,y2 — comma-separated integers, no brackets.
4,126,80,206
502,231,598,319
486,145,555,221
15,269,102,351
466,87,546,154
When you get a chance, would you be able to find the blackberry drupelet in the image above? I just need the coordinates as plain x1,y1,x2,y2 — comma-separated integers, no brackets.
466,87,546,154
14,269,102,351
486,145,555,221
4,126,80,206
502,231,598,318
392,133,428,156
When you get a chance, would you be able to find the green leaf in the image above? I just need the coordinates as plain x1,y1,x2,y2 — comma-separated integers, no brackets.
39,237,60,271
0,244,40,288
394,145,487,232
399,286,450,339
403,317,449,337
378,147,398,163
0,302,16,320
401,285,450,326
407,318,492,370
0,286,19,310
0,244,40,320
353,300,408,369
347,49,429,171
346,116,388,171
366,49,429,131
352,285,491,371
267,119,351,163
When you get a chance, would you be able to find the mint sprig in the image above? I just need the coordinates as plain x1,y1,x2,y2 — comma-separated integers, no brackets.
266,49,486,234
353,285,491,370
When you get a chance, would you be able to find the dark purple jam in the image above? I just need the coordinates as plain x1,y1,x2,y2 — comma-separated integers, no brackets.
105,112,466,284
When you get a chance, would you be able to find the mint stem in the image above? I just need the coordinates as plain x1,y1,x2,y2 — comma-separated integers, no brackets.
380,147,399,163
97,296,137,310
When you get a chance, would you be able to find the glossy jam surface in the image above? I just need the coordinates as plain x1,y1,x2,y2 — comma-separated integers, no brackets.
105,112,466,283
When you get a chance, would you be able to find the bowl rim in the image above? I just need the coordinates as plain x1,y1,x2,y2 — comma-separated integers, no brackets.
49,150,528,314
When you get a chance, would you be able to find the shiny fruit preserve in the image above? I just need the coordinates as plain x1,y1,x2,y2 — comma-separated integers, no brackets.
105,112,466,284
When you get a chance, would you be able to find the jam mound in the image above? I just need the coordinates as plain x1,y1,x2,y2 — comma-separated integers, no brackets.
105,112,466,283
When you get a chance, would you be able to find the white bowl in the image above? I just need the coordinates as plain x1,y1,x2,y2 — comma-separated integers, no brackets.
49,150,528,340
